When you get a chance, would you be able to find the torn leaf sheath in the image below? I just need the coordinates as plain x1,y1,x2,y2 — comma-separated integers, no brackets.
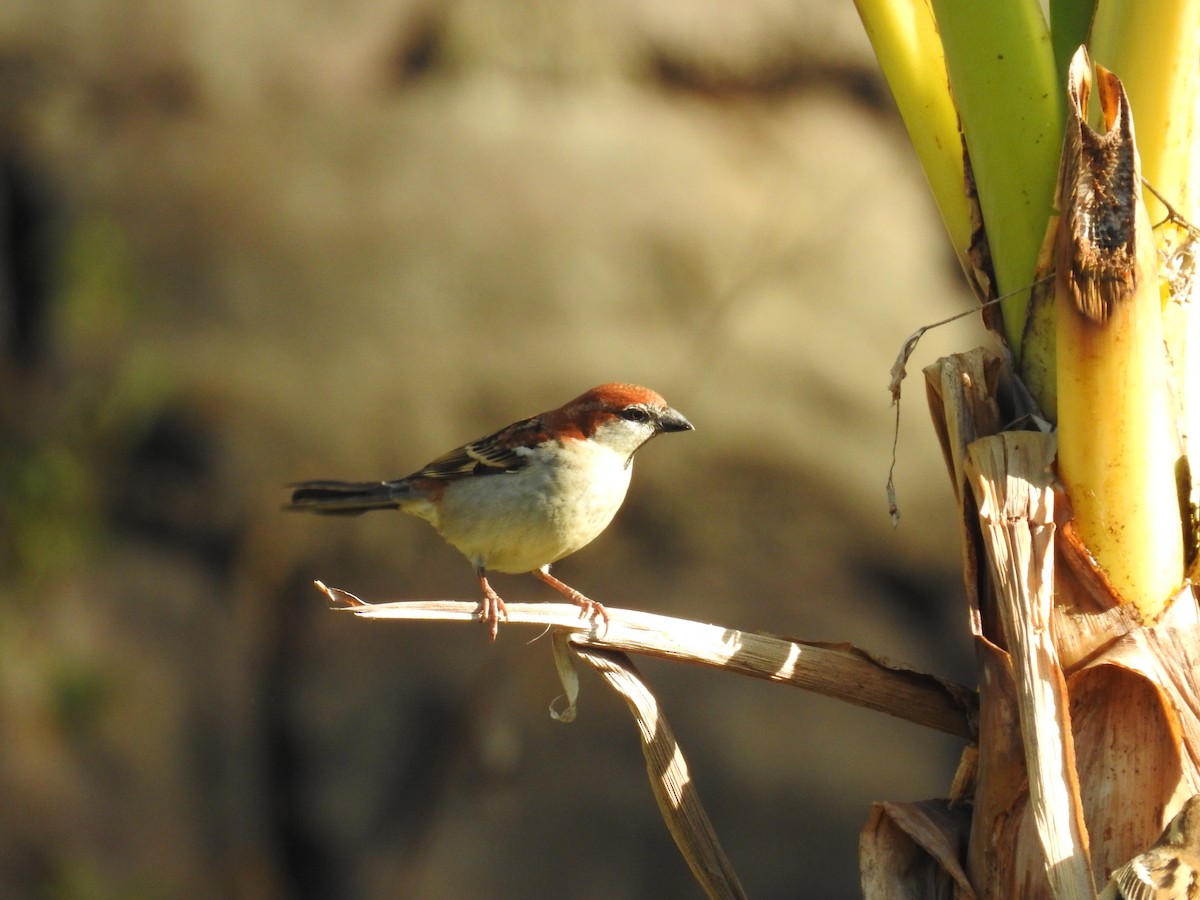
1056,62,1141,326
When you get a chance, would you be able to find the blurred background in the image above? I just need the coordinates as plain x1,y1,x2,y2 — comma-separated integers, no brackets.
0,0,992,897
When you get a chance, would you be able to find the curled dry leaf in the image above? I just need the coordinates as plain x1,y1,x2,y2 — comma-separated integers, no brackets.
571,646,747,900
1069,658,1186,888
860,799,975,900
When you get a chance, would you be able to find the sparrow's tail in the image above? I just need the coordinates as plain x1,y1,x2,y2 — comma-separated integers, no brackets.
286,480,401,515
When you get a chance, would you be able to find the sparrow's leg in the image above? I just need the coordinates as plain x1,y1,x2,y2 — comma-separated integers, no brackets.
534,568,610,632
476,569,509,641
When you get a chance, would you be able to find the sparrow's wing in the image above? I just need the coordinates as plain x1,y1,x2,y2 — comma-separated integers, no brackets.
1109,848,1193,900
413,415,549,480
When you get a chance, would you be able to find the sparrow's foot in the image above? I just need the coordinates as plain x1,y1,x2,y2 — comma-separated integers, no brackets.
534,568,610,634
477,573,509,641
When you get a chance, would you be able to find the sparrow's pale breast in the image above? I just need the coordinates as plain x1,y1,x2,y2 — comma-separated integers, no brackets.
433,439,633,573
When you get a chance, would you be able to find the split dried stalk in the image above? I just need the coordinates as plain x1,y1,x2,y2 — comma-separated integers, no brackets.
965,432,1094,898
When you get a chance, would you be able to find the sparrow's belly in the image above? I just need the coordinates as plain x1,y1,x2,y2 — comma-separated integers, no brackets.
428,451,633,573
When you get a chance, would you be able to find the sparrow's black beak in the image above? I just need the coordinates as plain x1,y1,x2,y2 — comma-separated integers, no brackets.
657,407,694,433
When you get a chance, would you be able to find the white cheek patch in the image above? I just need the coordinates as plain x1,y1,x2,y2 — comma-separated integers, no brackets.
590,419,655,460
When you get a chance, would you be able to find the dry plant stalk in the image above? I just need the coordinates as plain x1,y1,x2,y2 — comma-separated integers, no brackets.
859,346,1200,900
316,582,978,897
317,583,978,740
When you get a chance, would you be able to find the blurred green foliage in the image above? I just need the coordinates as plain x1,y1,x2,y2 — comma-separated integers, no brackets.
2,215,175,589
48,657,111,744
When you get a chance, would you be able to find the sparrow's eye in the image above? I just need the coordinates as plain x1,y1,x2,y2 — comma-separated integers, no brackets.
619,406,651,423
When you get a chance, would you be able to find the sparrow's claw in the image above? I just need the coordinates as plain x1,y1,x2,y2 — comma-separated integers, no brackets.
478,573,509,641
535,569,610,635
576,597,610,631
